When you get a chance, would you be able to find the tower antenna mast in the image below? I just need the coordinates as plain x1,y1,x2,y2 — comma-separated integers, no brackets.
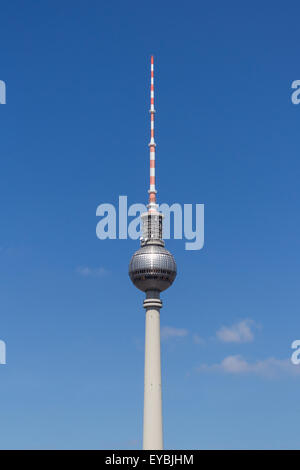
148,55,157,210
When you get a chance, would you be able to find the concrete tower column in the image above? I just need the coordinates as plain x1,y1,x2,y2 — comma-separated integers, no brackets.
143,292,163,450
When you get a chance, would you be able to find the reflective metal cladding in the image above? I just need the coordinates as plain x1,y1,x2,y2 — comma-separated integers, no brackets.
129,243,177,292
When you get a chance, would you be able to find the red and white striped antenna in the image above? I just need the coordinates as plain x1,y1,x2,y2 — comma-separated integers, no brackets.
148,55,157,211
141,56,164,243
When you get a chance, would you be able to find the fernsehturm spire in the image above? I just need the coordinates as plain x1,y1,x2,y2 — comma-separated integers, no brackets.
129,56,177,450
148,55,157,211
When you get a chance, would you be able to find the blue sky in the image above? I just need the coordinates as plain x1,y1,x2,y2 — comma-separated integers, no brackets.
0,0,300,449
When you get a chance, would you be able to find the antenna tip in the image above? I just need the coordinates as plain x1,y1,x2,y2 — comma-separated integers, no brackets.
151,55,154,64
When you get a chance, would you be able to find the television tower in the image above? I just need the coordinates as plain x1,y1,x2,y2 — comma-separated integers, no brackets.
129,56,177,450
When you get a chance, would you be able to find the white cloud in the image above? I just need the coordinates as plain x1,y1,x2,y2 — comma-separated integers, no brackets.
126,439,139,447
76,266,108,277
193,334,206,345
198,355,300,378
161,326,188,340
216,319,256,343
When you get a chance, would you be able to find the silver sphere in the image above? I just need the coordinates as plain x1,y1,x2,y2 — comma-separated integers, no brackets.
129,243,177,292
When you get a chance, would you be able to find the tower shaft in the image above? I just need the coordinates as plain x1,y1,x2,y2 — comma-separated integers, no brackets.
143,295,163,450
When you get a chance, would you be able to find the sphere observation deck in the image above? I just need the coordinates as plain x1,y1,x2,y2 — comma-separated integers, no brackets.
129,241,177,293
